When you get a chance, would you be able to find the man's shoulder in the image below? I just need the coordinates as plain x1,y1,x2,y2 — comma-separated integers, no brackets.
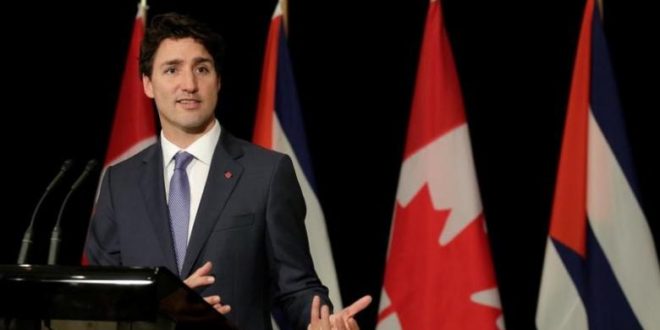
107,142,160,172
223,133,288,164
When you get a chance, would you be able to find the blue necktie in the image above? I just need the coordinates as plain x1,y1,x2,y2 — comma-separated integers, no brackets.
169,151,194,273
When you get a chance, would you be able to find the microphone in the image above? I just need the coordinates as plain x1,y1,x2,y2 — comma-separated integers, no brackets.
17,159,74,264
48,159,98,265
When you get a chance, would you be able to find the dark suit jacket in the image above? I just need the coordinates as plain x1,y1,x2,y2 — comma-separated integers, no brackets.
86,130,331,329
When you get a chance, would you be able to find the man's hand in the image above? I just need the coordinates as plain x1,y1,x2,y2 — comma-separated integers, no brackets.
183,261,231,315
308,295,372,330
331,295,372,329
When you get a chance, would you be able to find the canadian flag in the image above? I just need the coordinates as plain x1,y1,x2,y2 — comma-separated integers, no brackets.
377,0,503,329
102,1,156,168
82,1,156,264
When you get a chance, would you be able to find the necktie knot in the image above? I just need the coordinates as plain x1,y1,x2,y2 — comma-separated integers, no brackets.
174,151,194,170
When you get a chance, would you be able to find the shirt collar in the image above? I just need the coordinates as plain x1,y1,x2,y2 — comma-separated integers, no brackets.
161,119,221,166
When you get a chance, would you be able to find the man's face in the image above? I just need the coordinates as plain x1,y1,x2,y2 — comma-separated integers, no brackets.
143,37,220,136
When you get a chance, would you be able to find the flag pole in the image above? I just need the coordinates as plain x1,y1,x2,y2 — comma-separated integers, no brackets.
139,0,148,21
281,0,289,36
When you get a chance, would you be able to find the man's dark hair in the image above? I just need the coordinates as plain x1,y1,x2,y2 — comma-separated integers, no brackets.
140,13,225,77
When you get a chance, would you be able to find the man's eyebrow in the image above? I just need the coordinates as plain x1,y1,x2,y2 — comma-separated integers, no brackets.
159,59,183,67
158,57,212,68
192,57,214,65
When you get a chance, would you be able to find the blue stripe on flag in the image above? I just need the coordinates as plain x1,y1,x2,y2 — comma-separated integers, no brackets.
589,7,640,199
553,223,642,329
274,24,318,191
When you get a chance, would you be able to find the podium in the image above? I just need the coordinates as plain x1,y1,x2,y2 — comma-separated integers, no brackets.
0,265,236,330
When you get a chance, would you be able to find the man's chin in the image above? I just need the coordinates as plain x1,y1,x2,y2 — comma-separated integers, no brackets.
180,119,215,134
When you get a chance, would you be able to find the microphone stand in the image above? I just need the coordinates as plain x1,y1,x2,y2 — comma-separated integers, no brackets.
48,159,97,265
17,159,73,264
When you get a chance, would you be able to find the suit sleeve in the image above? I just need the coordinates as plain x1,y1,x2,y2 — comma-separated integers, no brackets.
85,167,122,266
265,155,332,329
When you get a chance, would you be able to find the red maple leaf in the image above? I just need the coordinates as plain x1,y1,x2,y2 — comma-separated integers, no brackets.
380,184,500,329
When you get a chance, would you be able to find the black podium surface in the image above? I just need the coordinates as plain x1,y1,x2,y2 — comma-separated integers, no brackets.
0,265,235,329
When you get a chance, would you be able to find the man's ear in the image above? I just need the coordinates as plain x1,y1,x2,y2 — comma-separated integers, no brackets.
142,75,155,98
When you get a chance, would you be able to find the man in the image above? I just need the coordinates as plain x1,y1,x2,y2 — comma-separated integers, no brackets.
85,13,369,330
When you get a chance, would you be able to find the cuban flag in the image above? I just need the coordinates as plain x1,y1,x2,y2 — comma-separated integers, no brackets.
377,0,503,328
253,0,343,314
535,0,660,328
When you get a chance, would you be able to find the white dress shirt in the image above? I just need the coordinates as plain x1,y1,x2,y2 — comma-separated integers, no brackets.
161,119,221,240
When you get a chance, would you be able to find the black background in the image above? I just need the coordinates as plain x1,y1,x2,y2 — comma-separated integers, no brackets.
2,0,657,329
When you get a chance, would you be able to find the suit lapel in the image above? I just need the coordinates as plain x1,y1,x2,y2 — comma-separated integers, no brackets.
139,145,179,274
181,131,244,277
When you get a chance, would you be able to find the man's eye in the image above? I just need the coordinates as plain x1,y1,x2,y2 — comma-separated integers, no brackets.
197,66,210,74
164,67,176,74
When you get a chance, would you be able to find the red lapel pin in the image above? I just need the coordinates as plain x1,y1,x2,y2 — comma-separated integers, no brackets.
224,171,233,179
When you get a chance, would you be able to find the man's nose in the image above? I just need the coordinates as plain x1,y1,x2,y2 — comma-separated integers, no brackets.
181,70,198,92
